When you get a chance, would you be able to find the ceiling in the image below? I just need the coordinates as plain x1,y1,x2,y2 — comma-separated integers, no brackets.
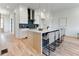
0,3,79,13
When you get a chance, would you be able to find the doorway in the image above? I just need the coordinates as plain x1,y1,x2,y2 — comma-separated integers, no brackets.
0,13,14,34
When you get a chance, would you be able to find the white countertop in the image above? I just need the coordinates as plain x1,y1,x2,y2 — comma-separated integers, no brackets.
26,28,59,33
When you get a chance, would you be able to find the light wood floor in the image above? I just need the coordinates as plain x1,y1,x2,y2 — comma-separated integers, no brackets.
0,33,79,56
0,33,40,56
50,36,79,56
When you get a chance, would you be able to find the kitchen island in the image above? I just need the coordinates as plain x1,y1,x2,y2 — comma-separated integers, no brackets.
26,28,60,55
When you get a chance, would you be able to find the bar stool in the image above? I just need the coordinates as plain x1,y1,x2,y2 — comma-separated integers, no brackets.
59,28,65,43
42,33,50,56
47,32,56,52
45,30,59,53
42,31,56,56
54,30,61,47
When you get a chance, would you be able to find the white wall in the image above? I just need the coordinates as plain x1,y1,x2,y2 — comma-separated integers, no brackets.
53,7,79,37
3,14,11,33
14,8,20,37
3,12,15,33
0,8,10,33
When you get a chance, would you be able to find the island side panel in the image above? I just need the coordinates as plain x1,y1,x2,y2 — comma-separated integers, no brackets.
32,32,42,54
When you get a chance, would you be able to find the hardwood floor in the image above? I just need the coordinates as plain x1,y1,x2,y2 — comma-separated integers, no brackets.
0,33,40,56
50,36,79,56
0,33,79,56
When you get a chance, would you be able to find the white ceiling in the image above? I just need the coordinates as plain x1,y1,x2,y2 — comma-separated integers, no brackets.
0,3,79,12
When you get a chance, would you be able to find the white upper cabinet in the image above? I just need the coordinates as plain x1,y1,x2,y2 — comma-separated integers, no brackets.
34,10,40,24
19,7,28,24
40,11,46,20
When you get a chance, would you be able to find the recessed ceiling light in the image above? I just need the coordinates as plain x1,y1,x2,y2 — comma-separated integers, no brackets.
6,6,10,9
43,9,46,12
14,9,17,13
19,7,23,11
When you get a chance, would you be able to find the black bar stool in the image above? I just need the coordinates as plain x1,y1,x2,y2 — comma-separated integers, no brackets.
47,32,56,52
42,29,65,56
59,28,65,43
53,30,61,47
42,31,56,56
42,33,50,56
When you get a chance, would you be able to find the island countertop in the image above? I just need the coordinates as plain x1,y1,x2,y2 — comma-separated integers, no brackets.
26,28,59,33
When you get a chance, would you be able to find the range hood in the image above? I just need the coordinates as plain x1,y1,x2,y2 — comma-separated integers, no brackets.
19,8,39,29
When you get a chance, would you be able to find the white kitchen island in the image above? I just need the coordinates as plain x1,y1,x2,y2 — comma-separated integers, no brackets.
26,28,59,55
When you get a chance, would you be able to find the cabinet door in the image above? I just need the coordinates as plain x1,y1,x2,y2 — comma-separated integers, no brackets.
20,8,28,24
34,11,40,24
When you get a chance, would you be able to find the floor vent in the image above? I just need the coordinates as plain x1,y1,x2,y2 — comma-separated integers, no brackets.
1,48,8,55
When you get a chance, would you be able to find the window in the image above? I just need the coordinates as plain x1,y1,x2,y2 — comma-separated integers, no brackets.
0,14,4,28
1,18,3,28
